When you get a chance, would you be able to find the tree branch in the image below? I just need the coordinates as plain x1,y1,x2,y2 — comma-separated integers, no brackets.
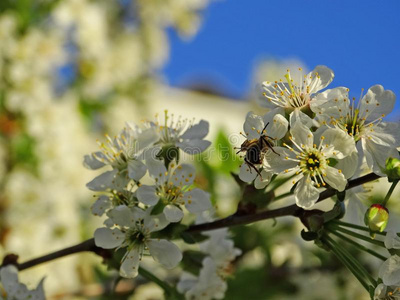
187,172,380,233
1,172,381,271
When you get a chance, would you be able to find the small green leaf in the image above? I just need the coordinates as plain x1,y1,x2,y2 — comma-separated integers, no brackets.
328,158,338,167
180,231,209,244
181,250,206,276
151,201,166,215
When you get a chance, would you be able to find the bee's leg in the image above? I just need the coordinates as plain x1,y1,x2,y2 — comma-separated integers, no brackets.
261,136,280,156
244,158,263,179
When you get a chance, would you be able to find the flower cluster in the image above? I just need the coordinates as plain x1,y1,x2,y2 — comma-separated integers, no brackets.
85,112,213,278
238,66,399,209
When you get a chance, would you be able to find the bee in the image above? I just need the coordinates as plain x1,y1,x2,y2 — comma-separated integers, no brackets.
236,122,279,178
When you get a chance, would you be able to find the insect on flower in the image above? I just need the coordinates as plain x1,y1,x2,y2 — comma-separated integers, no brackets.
236,122,279,178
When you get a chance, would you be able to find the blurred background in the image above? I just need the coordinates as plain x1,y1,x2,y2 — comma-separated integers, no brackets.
0,0,399,299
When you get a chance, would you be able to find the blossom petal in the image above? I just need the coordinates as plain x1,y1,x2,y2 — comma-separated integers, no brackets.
263,112,288,140
310,87,349,122
163,205,184,222
83,152,106,170
289,110,314,128
136,127,159,151
0,265,19,292
264,147,297,173
146,155,167,182
379,255,400,286
120,248,140,278
243,111,264,140
107,205,135,227
306,65,334,94
136,185,159,206
324,166,347,191
361,85,396,121
335,150,359,179
147,239,182,269
94,227,124,249
184,188,212,213
254,170,272,189
239,163,258,182
322,127,356,158
363,138,400,176
91,195,111,216
290,122,313,148
385,230,400,249
181,120,209,140
294,175,320,209
86,170,118,191
128,160,147,181
173,164,196,186
176,139,211,154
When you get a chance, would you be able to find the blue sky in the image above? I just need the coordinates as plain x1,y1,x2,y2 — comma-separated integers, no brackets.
163,0,400,119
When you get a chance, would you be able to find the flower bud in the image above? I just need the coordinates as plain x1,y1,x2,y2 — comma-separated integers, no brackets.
384,157,400,181
364,204,389,235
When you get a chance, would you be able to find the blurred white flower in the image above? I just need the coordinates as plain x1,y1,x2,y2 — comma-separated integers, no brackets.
259,65,334,112
0,265,46,300
379,255,400,286
311,85,400,175
266,122,356,208
177,257,227,300
94,206,181,278
137,158,211,222
84,124,158,184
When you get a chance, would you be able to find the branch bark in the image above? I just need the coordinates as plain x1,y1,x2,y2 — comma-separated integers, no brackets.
1,172,381,271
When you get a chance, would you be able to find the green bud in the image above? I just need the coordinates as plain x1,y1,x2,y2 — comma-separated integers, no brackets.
364,204,389,236
384,157,400,181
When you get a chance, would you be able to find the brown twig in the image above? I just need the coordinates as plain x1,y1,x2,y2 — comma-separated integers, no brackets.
1,172,381,271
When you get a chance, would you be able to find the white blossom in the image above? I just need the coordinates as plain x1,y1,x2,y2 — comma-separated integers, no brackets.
145,110,211,154
266,122,356,208
94,206,181,278
259,65,334,112
136,158,211,222
177,257,227,300
0,265,46,300
311,85,400,175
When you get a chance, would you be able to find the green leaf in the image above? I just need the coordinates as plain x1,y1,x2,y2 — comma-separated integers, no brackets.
328,157,338,167
181,250,206,276
150,201,166,215
180,231,209,244
151,223,188,240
